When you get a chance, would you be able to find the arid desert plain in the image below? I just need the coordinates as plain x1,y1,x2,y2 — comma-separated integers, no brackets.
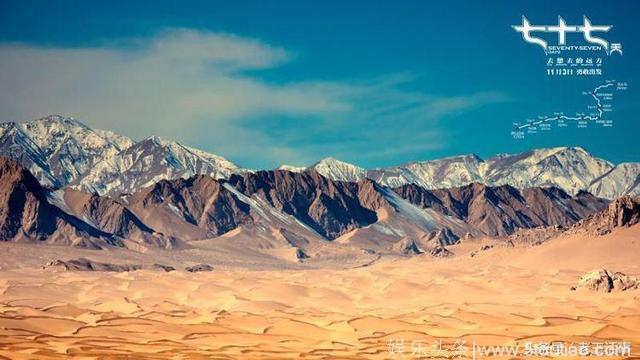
0,226,638,359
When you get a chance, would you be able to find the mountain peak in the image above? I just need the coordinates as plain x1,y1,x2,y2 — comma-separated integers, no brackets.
0,114,637,200
11,116,135,185
315,156,344,164
139,135,183,150
411,153,483,166
37,114,76,122
464,153,483,162
72,135,240,195
313,157,363,169
277,164,305,173
29,114,88,130
311,157,366,182
142,135,169,145
530,146,590,158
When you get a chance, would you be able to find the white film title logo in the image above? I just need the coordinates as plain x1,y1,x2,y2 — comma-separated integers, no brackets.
513,16,622,56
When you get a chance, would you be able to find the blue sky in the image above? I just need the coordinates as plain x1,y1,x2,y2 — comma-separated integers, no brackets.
0,0,638,168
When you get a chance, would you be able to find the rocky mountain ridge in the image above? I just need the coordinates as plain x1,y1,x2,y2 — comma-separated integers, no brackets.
311,147,636,199
1,116,638,199
0,157,619,258
569,195,640,235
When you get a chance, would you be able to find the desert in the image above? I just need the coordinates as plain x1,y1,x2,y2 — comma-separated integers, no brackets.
0,224,638,359
1,3,639,358
1,118,640,358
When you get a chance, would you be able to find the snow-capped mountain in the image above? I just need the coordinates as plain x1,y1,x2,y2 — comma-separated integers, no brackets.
588,163,640,199
367,154,484,189
309,157,366,182
21,115,134,185
482,147,614,195
71,136,240,195
0,115,133,187
0,116,637,199
304,147,624,198
0,116,242,195
3,156,606,252
277,164,305,173
0,121,57,186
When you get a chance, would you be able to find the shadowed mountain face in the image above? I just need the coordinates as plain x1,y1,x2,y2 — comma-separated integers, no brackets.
0,157,58,240
226,170,380,239
0,157,114,248
126,175,253,240
393,182,608,236
61,189,178,249
0,157,176,249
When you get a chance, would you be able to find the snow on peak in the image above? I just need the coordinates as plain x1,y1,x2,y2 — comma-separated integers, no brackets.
277,164,305,173
483,146,613,195
366,153,485,189
142,135,168,145
72,135,240,195
312,147,618,197
0,114,636,199
588,162,640,199
94,128,134,151
0,115,135,187
18,115,135,185
0,121,19,134
311,157,366,182
1,115,244,195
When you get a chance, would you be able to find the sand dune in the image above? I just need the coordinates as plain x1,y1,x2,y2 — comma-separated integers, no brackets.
0,227,639,359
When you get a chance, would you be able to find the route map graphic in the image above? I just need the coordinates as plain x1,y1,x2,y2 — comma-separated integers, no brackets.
511,80,627,139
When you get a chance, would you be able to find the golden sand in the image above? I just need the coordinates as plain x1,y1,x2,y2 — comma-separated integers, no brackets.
0,227,638,359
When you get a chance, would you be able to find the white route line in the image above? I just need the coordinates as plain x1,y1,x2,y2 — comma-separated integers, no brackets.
515,82,614,130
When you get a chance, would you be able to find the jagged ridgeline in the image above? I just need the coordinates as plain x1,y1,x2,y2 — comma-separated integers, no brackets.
1,115,638,199
0,115,638,255
0,153,617,255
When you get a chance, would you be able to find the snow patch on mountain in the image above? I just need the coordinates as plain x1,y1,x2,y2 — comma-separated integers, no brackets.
72,136,240,195
277,165,305,173
20,115,134,185
310,157,366,182
368,154,484,189
588,163,640,199
0,122,57,186
483,147,613,196
311,147,620,198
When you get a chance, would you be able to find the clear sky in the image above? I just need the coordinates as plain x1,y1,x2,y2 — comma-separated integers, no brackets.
0,0,638,168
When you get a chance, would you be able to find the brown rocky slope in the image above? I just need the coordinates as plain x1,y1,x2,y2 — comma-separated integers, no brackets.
0,156,616,252
0,157,174,249
569,195,640,235
393,182,607,236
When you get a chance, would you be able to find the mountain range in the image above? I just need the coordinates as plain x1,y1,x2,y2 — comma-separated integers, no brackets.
3,115,637,200
307,149,639,199
0,114,638,256
0,152,615,255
